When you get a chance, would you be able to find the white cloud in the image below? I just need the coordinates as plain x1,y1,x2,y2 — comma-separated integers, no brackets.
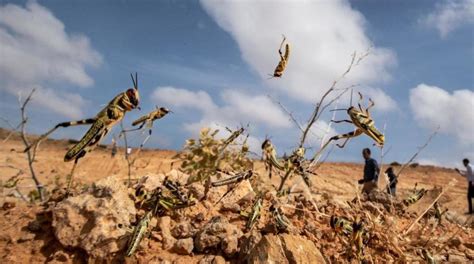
152,86,292,131
200,0,397,110
410,83,474,143
421,0,474,38
0,1,102,118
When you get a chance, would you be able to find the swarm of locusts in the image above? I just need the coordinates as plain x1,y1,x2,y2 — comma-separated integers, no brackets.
18,36,469,263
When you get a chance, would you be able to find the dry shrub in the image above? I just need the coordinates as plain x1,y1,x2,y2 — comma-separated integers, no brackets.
178,128,252,184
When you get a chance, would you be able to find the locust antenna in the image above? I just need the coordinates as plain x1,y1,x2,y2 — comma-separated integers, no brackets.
135,72,138,90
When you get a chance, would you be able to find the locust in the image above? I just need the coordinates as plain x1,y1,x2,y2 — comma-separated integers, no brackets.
277,147,314,194
313,92,384,160
330,215,353,235
270,204,290,232
126,106,171,149
245,195,263,230
269,35,290,78
262,139,284,179
351,219,365,260
421,249,436,264
125,211,152,257
403,186,426,206
24,73,140,193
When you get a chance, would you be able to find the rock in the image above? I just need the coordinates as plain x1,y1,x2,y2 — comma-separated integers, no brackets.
449,237,464,247
239,230,262,260
220,203,241,213
219,180,255,205
173,238,194,255
171,222,196,239
198,255,226,264
137,173,166,191
465,242,474,250
188,182,205,201
159,216,176,250
247,234,326,264
247,234,287,264
448,253,467,263
465,248,474,260
52,175,136,258
280,234,326,264
166,169,190,185
194,216,243,256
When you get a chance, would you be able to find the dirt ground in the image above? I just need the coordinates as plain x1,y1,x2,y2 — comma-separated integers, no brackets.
0,128,471,263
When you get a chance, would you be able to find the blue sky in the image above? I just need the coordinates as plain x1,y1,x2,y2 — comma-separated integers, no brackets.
0,0,472,167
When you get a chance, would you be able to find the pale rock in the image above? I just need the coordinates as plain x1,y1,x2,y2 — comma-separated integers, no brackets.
159,216,176,250
173,238,194,255
194,216,243,256
247,234,326,264
52,175,136,258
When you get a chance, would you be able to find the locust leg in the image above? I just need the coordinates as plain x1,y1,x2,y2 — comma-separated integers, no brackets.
365,98,375,117
123,122,146,133
331,119,353,124
357,92,364,112
332,129,363,148
24,118,96,152
66,150,86,196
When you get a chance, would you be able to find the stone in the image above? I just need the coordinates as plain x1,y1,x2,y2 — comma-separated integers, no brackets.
449,237,464,247
239,230,262,260
194,216,243,256
188,182,205,201
448,253,467,263
173,238,194,255
198,255,226,264
171,222,196,239
52,175,136,258
159,216,176,250
280,234,326,264
247,234,287,264
247,234,326,264
166,169,190,185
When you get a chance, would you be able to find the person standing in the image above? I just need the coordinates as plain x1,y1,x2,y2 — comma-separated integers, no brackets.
456,158,473,214
358,148,379,194
385,167,397,196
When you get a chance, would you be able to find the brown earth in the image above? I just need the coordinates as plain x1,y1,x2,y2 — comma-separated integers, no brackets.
0,128,472,263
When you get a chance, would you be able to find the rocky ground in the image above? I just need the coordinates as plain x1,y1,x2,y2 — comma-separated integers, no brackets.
0,128,473,263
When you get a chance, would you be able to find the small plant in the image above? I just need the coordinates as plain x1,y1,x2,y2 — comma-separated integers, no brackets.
179,127,252,185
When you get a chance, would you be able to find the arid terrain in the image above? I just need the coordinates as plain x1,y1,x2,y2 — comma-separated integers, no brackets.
0,128,472,263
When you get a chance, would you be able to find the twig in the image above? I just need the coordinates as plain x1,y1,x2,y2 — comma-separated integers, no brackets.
384,127,439,191
298,51,361,148
0,117,22,144
267,95,304,133
120,121,132,187
18,89,44,202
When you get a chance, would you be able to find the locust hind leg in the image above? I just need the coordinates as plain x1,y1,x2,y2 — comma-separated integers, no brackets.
24,118,96,152
334,129,363,148
65,150,86,196
365,98,375,117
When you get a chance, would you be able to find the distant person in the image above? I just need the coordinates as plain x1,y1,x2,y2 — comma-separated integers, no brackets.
111,137,117,158
385,167,397,196
358,148,380,194
456,158,473,214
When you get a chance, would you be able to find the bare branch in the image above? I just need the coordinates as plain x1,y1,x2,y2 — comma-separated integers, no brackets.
119,121,133,187
299,51,362,148
17,89,44,201
384,127,440,191
267,95,304,133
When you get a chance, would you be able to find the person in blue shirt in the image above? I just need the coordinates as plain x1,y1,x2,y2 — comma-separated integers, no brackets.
358,148,379,194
